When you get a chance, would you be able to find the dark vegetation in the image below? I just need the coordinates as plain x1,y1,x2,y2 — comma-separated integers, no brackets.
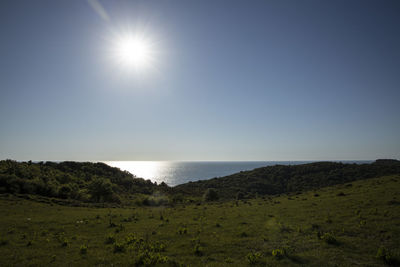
0,174,399,266
174,159,400,199
1,159,400,206
0,160,163,204
0,159,400,265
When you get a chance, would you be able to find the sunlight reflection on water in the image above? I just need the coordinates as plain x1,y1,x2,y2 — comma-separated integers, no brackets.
103,161,295,186
103,160,372,187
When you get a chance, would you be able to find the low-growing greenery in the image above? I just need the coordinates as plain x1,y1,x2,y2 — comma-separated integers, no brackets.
0,160,399,266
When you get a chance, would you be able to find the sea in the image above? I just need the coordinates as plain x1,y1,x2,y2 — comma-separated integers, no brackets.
104,160,373,186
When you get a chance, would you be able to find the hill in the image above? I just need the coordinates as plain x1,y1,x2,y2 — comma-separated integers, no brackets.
174,159,400,199
1,159,400,205
0,160,164,204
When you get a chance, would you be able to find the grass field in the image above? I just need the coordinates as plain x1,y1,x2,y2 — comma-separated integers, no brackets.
1,175,399,266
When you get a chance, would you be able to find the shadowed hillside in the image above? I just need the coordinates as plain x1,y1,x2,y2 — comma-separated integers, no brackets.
174,159,400,199
0,160,163,204
1,159,399,205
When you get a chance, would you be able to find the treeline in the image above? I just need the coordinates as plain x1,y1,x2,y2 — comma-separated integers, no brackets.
174,159,400,199
1,159,400,204
0,160,165,203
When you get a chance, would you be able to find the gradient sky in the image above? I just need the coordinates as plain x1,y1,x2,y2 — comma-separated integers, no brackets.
0,0,399,161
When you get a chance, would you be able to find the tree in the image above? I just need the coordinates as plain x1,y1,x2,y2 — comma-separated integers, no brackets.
88,177,114,202
203,188,218,202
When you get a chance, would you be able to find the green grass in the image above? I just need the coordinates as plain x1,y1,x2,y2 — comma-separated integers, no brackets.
1,175,399,266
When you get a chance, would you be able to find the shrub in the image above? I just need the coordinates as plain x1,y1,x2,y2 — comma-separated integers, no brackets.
0,237,8,246
58,184,72,199
320,232,338,245
240,231,248,237
61,238,69,247
246,251,263,265
271,248,286,259
278,222,292,233
113,242,125,253
88,178,114,202
203,188,218,202
105,234,116,244
194,243,203,256
236,192,245,200
125,233,137,245
80,245,88,255
177,227,187,234
376,246,394,264
139,195,169,206
133,250,178,266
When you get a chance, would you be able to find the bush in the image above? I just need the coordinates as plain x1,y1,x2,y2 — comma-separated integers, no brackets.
246,251,263,265
320,232,339,245
133,250,177,266
376,246,394,264
113,242,125,253
105,234,116,244
236,192,245,200
177,227,187,234
203,188,218,202
194,243,203,256
138,195,169,206
80,245,88,255
88,178,114,202
0,237,8,246
58,185,72,199
271,248,286,259
61,238,69,247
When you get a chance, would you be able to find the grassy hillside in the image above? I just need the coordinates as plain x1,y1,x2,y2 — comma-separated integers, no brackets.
174,159,400,199
2,160,400,206
1,174,399,266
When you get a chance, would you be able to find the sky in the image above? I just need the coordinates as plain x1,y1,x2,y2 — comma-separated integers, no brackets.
0,0,399,161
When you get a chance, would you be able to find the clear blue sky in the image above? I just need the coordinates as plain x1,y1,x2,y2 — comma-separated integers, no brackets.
0,0,399,161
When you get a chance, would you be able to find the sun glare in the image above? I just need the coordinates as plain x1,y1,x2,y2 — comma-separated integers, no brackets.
111,33,155,72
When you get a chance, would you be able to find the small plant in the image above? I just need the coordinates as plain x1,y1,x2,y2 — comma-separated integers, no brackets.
240,231,248,237
325,216,333,224
80,245,88,255
359,219,367,227
177,227,187,234
311,223,320,230
113,242,125,253
203,188,218,202
271,248,286,259
320,232,338,245
61,238,69,247
193,243,203,256
0,237,8,246
115,224,125,233
105,234,116,244
278,222,292,233
125,233,137,244
246,251,263,265
225,257,233,263
376,246,394,264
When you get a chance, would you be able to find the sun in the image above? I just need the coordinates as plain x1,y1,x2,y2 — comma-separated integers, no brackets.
111,33,154,72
